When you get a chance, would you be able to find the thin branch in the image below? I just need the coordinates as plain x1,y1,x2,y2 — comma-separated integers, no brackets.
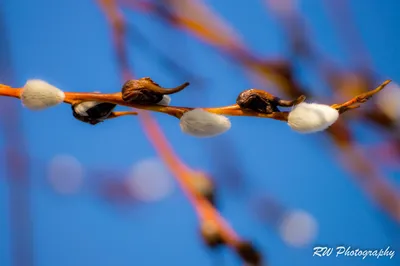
107,111,138,119
331,79,391,114
0,79,391,121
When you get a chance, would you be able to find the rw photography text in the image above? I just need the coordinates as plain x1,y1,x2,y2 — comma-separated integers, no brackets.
313,246,395,259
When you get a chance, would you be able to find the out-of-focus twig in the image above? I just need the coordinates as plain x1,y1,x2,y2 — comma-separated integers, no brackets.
0,6,34,266
98,0,133,81
122,0,306,96
264,0,316,61
127,23,203,84
322,0,373,68
99,0,202,84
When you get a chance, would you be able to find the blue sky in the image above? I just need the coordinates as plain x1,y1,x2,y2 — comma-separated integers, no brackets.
0,0,399,266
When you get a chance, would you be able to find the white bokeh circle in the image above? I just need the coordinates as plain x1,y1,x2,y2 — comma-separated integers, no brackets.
126,158,174,202
279,209,318,247
47,154,84,194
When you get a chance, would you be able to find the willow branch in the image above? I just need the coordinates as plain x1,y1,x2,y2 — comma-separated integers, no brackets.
0,79,391,122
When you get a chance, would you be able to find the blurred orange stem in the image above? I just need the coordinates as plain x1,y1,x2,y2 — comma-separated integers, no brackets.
138,110,240,246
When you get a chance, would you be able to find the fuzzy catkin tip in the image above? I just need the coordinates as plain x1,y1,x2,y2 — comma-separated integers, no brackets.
21,79,65,110
288,102,339,133
180,108,231,137
73,101,98,116
157,95,171,106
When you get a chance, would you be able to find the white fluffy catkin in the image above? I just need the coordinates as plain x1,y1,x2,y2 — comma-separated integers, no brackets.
288,102,339,133
21,79,65,110
157,95,171,106
180,108,231,137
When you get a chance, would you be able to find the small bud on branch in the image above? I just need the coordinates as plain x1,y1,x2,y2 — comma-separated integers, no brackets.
72,102,118,125
72,94,117,125
236,88,306,113
121,77,189,104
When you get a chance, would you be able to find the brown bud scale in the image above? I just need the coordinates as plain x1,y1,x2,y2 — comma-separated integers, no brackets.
236,89,280,114
121,77,190,105
236,89,306,114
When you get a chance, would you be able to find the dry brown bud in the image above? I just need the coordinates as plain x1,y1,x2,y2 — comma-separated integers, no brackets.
121,77,189,104
236,89,306,114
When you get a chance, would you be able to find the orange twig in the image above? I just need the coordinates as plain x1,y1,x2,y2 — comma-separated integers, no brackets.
107,111,138,119
0,80,390,121
331,80,391,114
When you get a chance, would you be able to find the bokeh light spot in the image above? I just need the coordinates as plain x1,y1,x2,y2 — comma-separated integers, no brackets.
126,158,174,202
279,209,318,247
47,154,84,195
